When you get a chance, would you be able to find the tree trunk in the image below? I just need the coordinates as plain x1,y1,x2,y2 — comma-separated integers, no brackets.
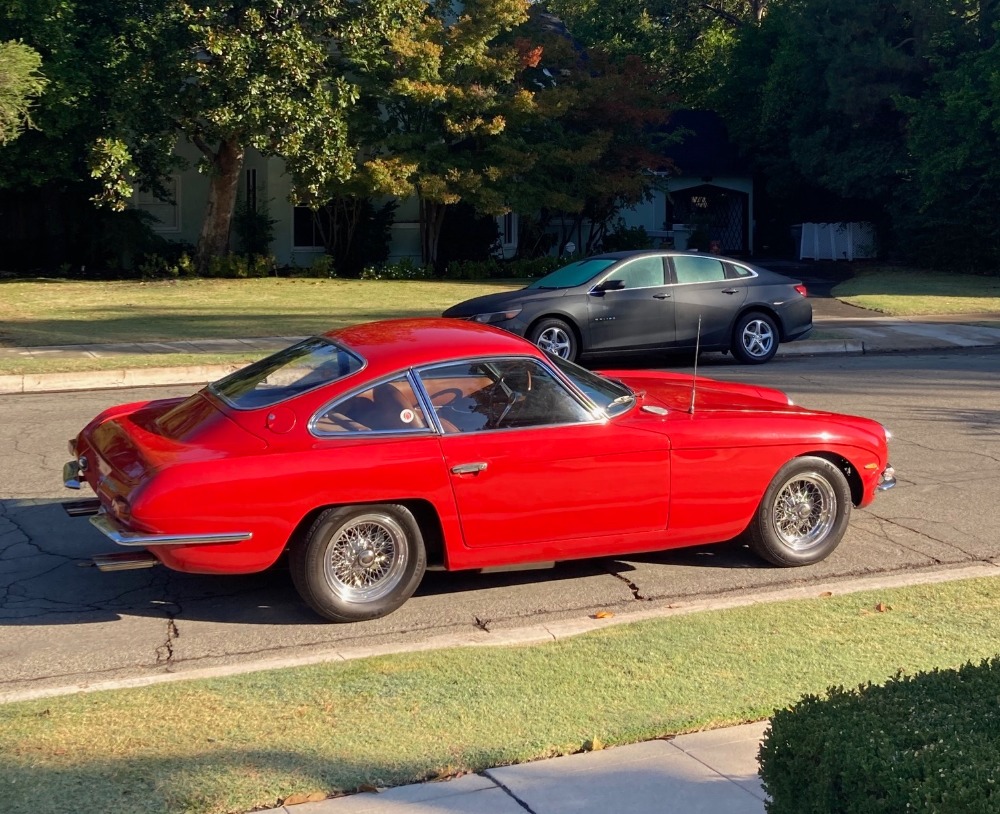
195,138,245,275
419,196,448,270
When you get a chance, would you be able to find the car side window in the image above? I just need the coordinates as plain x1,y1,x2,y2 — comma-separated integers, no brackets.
314,375,428,434
417,359,593,433
672,255,728,284
605,256,665,290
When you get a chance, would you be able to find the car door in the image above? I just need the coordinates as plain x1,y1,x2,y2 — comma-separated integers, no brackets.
415,358,670,549
585,255,674,352
668,255,748,348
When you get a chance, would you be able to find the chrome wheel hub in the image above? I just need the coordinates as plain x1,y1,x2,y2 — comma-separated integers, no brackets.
742,320,775,358
773,474,836,551
325,514,407,603
537,327,572,358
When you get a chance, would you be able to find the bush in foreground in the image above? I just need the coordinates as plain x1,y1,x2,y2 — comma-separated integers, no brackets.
760,656,1000,813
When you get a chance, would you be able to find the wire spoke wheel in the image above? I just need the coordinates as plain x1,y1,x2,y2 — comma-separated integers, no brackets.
324,514,408,603
772,474,836,551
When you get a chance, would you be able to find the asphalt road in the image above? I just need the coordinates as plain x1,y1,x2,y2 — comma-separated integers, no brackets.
2,347,999,700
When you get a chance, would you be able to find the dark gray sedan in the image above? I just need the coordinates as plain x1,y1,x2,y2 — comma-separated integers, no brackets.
443,251,813,364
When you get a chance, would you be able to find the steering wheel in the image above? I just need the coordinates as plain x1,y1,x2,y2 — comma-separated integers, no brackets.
486,366,532,429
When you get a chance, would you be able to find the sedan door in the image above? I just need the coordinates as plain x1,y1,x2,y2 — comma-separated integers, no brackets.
586,255,674,352
668,255,748,348
416,358,670,550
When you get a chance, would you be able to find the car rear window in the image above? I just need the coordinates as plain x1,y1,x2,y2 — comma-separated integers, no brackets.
209,337,364,410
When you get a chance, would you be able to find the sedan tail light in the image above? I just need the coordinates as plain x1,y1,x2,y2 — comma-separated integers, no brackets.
794,284,808,297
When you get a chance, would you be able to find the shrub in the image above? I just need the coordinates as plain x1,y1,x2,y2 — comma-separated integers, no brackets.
601,220,651,252
204,254,276,278
359,257,434,280
443,255,566,280
760,657,1000,813
296,254,336,279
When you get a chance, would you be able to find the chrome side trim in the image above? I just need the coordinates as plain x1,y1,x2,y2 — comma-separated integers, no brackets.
90,513,252,547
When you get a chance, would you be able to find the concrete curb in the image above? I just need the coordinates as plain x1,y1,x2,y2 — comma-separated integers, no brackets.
4,561,997,705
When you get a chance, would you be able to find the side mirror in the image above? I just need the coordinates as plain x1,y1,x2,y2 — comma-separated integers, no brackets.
593,279,625,294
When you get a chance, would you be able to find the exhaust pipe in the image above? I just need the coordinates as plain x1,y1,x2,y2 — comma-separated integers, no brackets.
92,551,159,572
63,498,101,517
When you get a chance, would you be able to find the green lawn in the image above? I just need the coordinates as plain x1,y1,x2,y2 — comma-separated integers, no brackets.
4,576,1000,814
0,277,517,347
834,266,1000,315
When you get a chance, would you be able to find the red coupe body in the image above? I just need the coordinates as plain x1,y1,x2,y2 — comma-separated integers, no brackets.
65,318,894,621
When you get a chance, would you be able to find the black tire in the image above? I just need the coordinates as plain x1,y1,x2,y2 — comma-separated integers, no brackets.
290,504,426,622
528,318,579,362
732,311,779,364
746,457,852,567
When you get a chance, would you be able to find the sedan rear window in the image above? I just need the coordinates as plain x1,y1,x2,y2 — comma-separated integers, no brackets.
210,337,364,410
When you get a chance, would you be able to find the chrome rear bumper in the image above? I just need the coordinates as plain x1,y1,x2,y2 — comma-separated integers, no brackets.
89,513,252,547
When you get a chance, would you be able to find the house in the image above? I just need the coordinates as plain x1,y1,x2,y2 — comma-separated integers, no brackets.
135,110,747,267
617,110,754,255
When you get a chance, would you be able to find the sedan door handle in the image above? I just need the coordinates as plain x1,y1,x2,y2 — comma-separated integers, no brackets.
722,288,740,295
652,293,671,299
451,462,488,475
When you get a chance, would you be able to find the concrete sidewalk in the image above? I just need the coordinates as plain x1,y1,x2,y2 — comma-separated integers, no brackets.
257,722,769,814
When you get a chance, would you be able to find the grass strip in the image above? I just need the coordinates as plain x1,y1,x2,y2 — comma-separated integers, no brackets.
834,267,1000,315
4,577,1000,814
0,278,518,348
0,352,259,377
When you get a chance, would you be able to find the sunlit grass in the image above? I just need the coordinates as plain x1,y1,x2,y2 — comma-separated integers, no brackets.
834,266,1000,315
3,577,1000,814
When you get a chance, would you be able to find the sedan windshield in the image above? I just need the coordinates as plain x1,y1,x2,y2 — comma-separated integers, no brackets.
549,355,635,417
527,258,616,290
210,337,364,410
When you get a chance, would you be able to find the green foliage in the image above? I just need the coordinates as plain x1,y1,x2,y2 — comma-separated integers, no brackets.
298,253,336,279
0,39,47,144
233,196,277,259
360,257,435,280
203,254,276,279
444,254,563,279
760,657,1000,813
600,221,651,251
299,197,397,278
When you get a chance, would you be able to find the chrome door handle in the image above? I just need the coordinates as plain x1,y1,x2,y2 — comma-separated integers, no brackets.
722,288,739,294
653,293,671,299
451,462,488,475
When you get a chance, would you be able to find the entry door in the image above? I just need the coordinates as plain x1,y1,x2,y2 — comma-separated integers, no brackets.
440,422,670,548
587,255,674,352
668,255,747,348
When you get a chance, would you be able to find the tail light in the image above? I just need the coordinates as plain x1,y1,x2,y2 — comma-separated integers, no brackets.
794,284,808,297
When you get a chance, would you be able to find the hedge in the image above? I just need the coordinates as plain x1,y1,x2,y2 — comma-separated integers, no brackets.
759,657,1000,813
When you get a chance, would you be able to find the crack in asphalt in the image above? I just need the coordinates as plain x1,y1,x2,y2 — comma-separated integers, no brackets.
871,514,991,562
155,615,180,665
483,771,537,813
603,564,651,601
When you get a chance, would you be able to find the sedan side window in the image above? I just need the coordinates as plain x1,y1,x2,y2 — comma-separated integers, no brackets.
672,255,727,284
605,256,665,290
418,359,594,433
314,375,428,434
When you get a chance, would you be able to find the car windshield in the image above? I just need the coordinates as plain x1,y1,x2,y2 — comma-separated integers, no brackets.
527,258,616,289
209,337,364,410
549,355,635,417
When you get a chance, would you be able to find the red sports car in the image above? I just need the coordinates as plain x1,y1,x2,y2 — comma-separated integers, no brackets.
63,318,895,622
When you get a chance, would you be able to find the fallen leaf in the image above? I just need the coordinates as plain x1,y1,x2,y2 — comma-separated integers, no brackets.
283,791,327,805
357,784,381,794
582,737,604,752
592,610,614,619
875,602,891,613
819,591,833,598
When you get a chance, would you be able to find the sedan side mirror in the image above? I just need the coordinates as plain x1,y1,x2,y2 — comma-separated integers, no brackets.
592,279,625,294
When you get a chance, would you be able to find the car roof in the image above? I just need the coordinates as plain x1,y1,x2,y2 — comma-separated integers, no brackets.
323,318,539,374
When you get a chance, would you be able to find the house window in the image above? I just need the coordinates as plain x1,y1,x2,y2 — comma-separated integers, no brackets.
134,176,180,232
293,206,324,249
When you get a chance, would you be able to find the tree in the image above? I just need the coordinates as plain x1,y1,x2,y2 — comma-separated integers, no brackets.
0,40,47,145
341,0,532,268
91,0,359,273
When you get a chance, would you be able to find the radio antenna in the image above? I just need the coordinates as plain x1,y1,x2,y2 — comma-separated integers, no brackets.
688,316,702,414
